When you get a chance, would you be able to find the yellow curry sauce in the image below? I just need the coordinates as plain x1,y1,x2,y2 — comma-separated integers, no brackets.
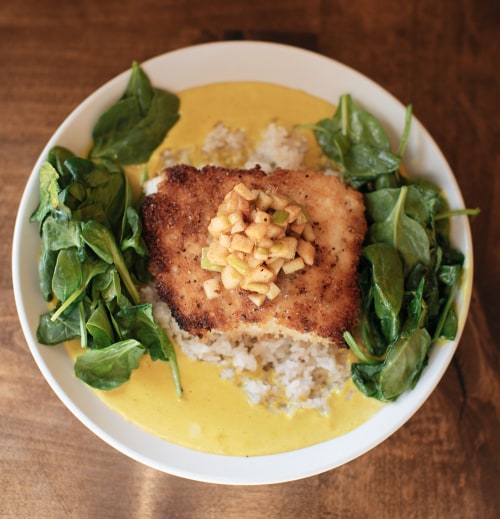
66,82,383,456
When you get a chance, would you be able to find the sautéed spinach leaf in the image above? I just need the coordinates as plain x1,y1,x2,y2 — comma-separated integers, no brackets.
31,63,181,396
313,94,478,401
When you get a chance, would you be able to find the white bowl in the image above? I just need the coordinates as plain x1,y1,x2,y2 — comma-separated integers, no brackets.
12,41,473,485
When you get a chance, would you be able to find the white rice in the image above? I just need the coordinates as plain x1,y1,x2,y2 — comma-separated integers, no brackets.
142,285,349,414
244,122,309,172
202,122,247,164
143,122,350,414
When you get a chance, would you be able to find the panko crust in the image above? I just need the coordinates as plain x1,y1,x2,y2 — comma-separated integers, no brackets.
141,164,367,346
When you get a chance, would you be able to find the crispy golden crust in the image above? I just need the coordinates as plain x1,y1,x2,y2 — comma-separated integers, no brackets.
141,165,367,345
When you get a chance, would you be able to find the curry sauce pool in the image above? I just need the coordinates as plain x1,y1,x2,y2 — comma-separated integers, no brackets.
60,82,384,456
65,339,383,455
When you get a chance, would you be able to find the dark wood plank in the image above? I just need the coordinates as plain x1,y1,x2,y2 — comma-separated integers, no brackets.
1,0,498,517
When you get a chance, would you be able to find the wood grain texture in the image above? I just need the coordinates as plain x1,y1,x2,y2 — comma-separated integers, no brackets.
1,0,498,517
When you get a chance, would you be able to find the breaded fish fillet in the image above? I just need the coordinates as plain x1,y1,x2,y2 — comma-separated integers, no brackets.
141,165,367,346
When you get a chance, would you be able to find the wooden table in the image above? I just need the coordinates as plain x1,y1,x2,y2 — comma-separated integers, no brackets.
1,1,498,517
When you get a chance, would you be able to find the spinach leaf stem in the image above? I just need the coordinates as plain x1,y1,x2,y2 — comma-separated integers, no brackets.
397,104,413,157
50,287,84,322
434,207,480,220
341,95,349,136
